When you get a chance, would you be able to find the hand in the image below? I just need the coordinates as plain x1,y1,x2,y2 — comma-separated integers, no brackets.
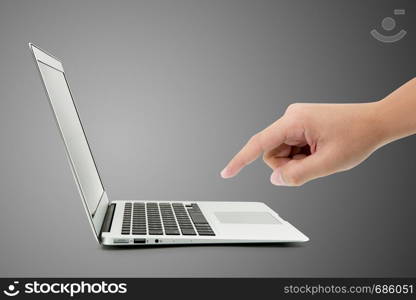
220,101,386,186
221,78,416,186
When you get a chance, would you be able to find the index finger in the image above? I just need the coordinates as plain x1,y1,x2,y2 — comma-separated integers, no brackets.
220,119,287,178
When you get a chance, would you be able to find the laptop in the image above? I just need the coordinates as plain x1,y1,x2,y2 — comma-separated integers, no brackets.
29,43,308,246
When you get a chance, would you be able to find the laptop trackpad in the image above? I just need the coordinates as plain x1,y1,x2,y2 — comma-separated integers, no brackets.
214,211,281,224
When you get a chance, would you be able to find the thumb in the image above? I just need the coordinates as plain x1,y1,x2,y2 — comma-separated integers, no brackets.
270,152,330,186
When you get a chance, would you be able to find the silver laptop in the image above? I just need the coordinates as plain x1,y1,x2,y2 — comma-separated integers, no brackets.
29,43,308,246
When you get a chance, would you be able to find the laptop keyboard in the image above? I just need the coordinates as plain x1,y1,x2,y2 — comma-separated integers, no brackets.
121,202,215,236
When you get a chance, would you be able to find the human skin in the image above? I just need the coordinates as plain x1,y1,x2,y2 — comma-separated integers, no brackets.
221,77,416,186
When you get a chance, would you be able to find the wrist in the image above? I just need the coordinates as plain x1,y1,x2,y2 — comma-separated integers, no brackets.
364,100,392,148
373,78,416,146
371,98,395,147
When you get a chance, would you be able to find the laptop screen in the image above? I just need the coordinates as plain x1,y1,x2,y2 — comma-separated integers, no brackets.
36,58,104,217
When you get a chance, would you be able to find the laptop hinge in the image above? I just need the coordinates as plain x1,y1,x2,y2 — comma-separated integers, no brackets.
91,191,110,242
100,203,116,237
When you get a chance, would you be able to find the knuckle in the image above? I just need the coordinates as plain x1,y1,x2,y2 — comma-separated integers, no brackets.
257,132,267,150
285,103,310,123
249,132,265,151
281,117,297,130
247,133,258,144
284,169,304,186
285,103,302,114
262,152,271,164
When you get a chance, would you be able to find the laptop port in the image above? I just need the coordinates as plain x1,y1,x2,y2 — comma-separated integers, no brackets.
134,238,146,244
113,239,129,244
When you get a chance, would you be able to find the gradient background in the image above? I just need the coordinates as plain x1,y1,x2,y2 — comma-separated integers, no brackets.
0,0,415,277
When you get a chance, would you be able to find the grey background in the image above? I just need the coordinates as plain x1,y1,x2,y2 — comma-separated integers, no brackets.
0,0,415,277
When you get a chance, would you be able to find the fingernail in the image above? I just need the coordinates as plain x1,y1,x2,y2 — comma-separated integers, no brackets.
220,167,229,178
270,169,286,186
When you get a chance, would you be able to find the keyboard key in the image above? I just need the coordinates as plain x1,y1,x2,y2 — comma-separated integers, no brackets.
165,230,180,235
197,231,215,236
181,228,197,235
148,230,163,235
